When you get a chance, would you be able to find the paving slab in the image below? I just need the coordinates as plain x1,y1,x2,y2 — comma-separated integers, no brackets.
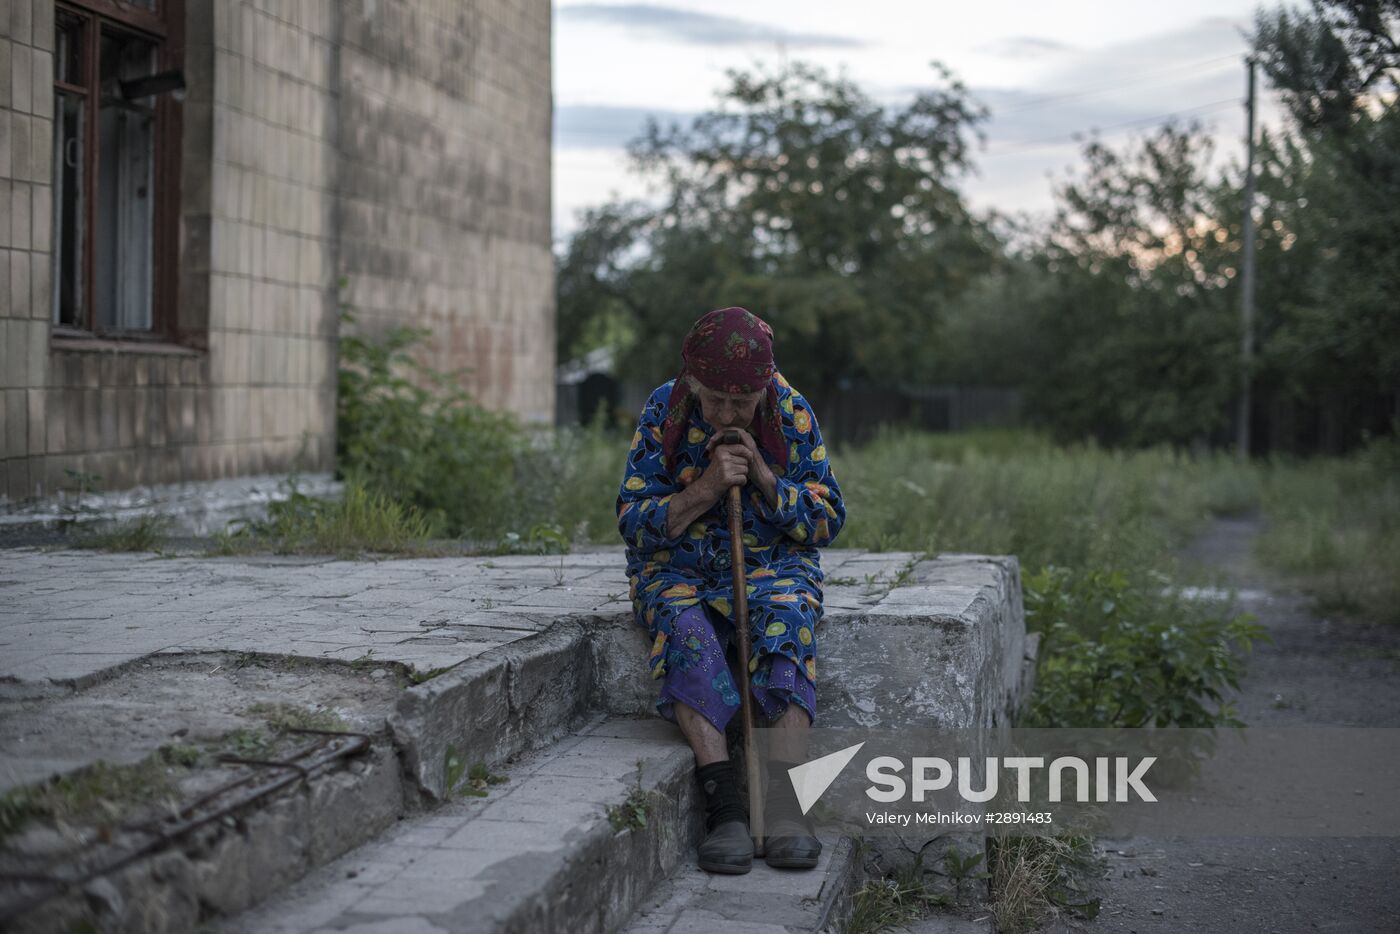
0,549,639,690
215,717,701,934
0,547,935,696
623,835,860,933
0,651,401,794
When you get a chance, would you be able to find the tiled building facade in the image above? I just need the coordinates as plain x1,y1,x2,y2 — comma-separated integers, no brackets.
0,0,553,501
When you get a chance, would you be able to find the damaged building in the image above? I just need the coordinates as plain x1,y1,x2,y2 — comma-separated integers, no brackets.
0,0,554,502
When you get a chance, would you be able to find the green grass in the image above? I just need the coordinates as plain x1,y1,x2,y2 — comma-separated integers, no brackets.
222,727,275,759
244,702,349,734
210,478,443,557
69,513,171,552
845,856,954,934
0,746,202,842
831,427,1223,568
440,747,508,798
1253,439,1400,624
334,311,623,548
606,785,651,833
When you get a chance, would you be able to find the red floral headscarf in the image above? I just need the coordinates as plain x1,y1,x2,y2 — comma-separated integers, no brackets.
660,307,787,473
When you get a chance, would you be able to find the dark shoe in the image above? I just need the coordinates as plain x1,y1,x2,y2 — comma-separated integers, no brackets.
695,760,752,874
763,817,821,869
697,818,754,873
763,759,822,869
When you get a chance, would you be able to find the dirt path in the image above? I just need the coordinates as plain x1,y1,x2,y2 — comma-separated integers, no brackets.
1044,516,1400,934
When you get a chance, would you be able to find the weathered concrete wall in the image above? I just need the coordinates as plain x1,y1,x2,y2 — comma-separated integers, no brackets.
335,0,554,421
0,0,554,502
0,0,59,501
589,553,1032,732
198,0,341,482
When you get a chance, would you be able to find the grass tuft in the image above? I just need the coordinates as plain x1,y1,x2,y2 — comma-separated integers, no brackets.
845,857,953,934
0,745,204,842
70,514,171,552
987,833,1104,933
211,479,441,557
244,702,349,734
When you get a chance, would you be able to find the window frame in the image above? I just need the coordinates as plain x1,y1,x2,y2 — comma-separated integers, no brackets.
51,0,185,345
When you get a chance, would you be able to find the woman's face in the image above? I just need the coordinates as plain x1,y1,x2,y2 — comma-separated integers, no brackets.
693,380,765,431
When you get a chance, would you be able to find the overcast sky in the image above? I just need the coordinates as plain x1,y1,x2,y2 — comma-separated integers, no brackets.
551,0,1288,241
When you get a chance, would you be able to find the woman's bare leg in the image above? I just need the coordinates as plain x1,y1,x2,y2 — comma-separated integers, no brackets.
675,701,729,766
767,701,811,764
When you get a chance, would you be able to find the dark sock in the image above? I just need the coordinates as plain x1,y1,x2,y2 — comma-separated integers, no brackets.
696,760,747,831
766,760,809,826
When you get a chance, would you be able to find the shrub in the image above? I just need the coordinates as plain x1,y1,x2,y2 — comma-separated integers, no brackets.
1021,565,1266,729
336,312,626,546
337,316,522,539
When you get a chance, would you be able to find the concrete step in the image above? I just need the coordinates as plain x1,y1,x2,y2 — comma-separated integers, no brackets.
1,734,406,934
215,717,703,934
622,834,861,933
1,547,1031,930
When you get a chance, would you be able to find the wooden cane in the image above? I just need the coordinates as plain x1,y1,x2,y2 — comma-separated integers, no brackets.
721,429,764,856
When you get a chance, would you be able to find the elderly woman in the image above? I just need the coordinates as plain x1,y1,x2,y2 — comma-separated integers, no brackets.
616,307,846,875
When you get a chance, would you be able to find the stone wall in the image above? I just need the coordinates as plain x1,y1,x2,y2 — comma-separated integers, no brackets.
336,0,554,420
194,0,341,484
1,0,59,501
0,0,553,502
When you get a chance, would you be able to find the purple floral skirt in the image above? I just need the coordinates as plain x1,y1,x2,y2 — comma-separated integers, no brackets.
656,603,816,733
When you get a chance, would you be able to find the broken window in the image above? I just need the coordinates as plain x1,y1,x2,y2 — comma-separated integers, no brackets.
51,1,182,339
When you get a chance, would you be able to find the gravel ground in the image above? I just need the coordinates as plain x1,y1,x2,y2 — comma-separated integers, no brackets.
1043,516,1400,934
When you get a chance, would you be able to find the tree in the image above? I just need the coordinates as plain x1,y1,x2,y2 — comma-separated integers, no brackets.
1014,123,1241,447
1253,0,1398,133
556,62,996,398
1252,0,1400,449
969,2,1400,453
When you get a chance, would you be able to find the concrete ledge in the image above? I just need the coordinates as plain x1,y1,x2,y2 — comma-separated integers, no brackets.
219,719,704,934
389,619,598,802
0,473,341,537
822,554,1028,733
394,551,1030,803
1,547,1032,931
588,552,1031,735
6,745,404,934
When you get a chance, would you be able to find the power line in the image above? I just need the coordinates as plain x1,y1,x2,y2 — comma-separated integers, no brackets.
981,97,1240,158
991,53,1241,115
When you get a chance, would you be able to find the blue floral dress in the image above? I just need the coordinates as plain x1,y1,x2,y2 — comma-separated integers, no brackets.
616,373,846,700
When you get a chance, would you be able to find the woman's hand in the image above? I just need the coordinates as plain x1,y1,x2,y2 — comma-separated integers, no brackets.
704,429,780,510
698,439,750,503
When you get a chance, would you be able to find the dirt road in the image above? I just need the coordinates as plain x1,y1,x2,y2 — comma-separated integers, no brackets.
1055,516,1400,934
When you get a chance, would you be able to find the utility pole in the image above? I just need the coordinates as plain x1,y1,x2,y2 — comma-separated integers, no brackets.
1236,56,1258,461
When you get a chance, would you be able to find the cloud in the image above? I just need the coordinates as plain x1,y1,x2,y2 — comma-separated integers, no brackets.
556,3,866,49
555,104,697,150
971,18,1252,148
978,36,1074,59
